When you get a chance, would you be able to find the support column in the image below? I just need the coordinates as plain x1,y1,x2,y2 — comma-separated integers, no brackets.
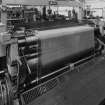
0,2,7,57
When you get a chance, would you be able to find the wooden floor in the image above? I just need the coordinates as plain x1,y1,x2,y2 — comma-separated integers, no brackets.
29,57,105,105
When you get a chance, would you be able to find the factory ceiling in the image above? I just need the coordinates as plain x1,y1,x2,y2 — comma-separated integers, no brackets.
1,0,83,7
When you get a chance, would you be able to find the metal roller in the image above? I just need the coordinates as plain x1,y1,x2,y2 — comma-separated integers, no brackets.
18,36,39,47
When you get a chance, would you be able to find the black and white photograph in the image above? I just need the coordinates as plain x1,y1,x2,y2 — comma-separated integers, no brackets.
0,0,105,105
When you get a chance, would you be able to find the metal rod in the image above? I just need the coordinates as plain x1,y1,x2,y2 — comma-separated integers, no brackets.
31,53,95,84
